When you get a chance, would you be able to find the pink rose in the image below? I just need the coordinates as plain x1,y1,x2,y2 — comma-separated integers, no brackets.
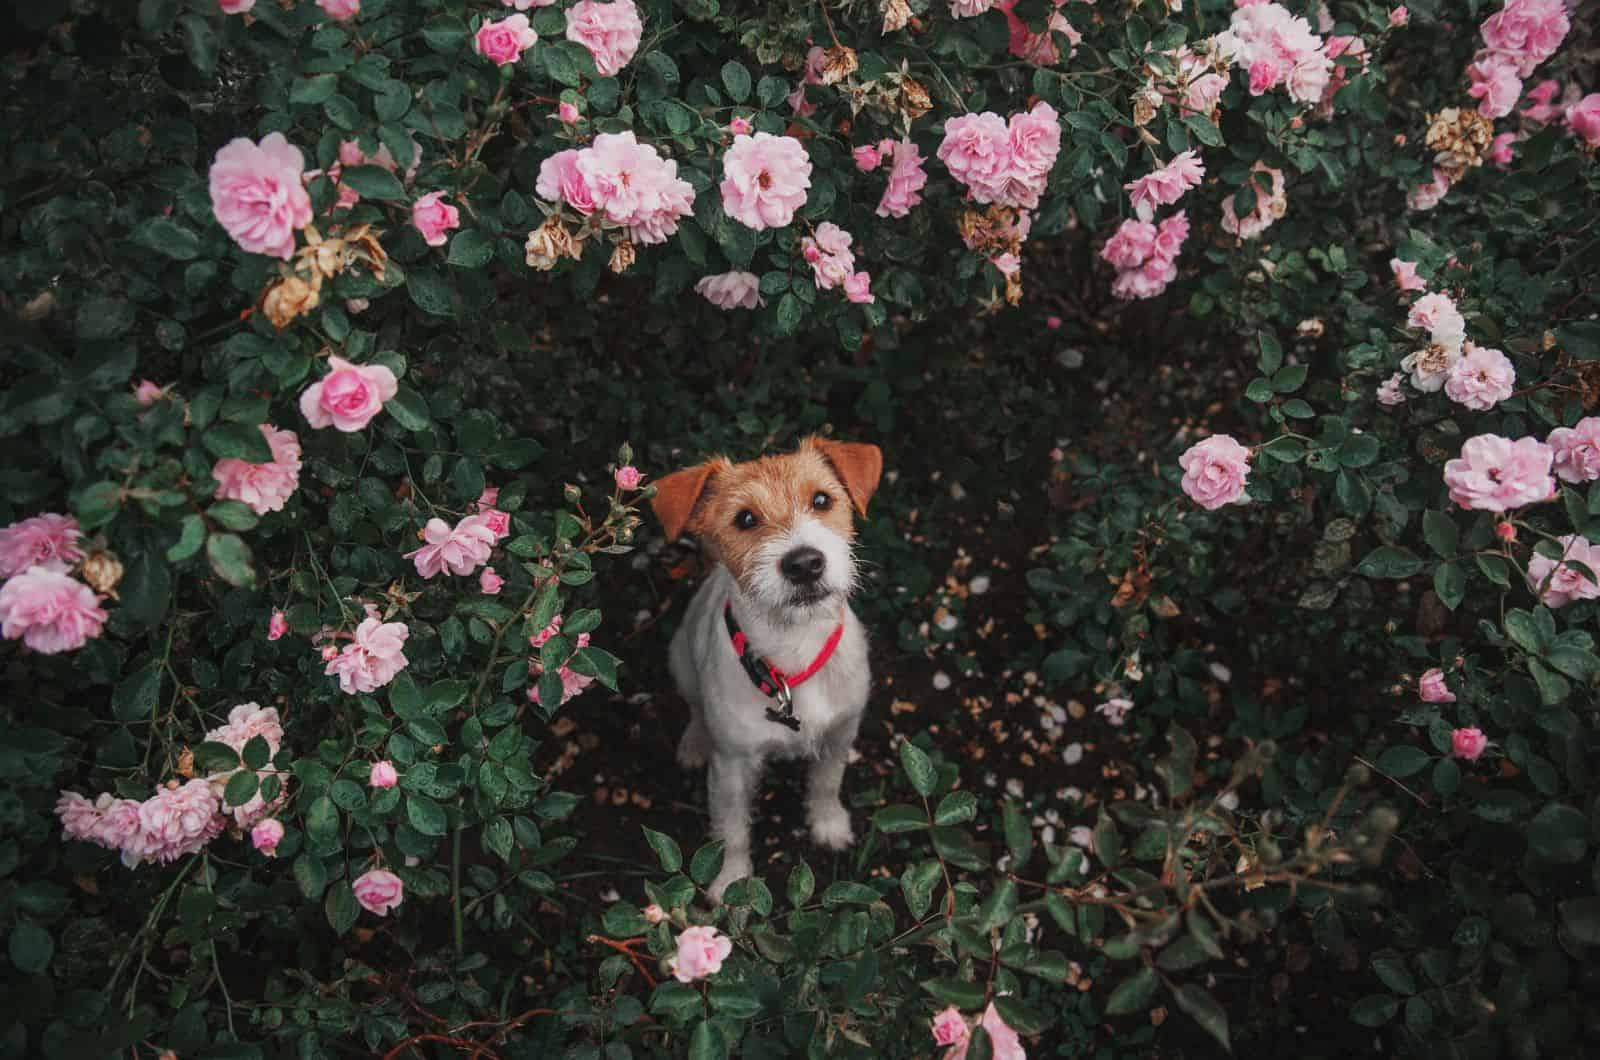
530,615,564,649
481,510,511,540
615,466,642,490
212,424,301,515
1444,344,1515,412
1389,6,1408,27
1526,534,1600,608
1408,168,1453,212
535,149,597,216
1377,373,1408,406
220,0,254,14
134,380,166,406
1219,162,1288,240
251,818,284,856
931,1006,969,1047
695,271,763,310
1007,102,1061,181
1408,292,1466,350
728,116,752,135
1100,219,1158,270
720,133,812,230
0,567,106,655
1184,72,1228,116
0,513,84,579
853,144,883,172
572,132,695,245
369,760,399,788
950,0,995,17
479,566,504,595
1479,0,1569,77
477,487,500,511
1249,58,1283,95
1548,417,1600,483
299,356,398,432
137,780,225,865
1491,135,1519,172
405,514,498,578
475,13,538,66
1389,258,1425,292
564,0,644,77
844,271,874,304
557,101,580,123
876,138,928,219
321,644,340,662
1124,150,1205,221
949,1004,1025,1060
1521,79,1561,123
938,112,1010,194
208,133,312,260
505,0,557,8
670,925,732,983
643,903,666,923
1096,697,1134,725
1451,727,1488,762
1566,94,1600,147
1443,434,1555,512
352,868,405,916
316,0,359,20
1419,668,1456,703
412,191,460,247
325,617,410,694
268,609,288,641
1467,53,1524,120
1178,435,1252,510
1496,520,1518,542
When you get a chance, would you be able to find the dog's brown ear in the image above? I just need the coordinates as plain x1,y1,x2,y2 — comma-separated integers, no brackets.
809,438,883,517
651,461,719,542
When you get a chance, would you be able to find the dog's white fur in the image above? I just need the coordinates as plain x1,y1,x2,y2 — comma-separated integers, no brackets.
668,515,870,901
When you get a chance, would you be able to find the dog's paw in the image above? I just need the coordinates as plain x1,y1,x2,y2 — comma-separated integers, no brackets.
808,803,855,851
676,727,708,769
706,857,753,904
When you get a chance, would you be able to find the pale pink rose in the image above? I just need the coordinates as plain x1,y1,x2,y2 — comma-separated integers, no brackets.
720,133,812,230
0,567,107,654
134,380,166,406
536,150,597,216
1100,219,1158,270
208,133,312,260
207,702,284,760
475,13,537,66
1178,435,1252,510
477,487,500,511
1479,0,1569,77
1389,258,1425,292
615,466,642,490
572,132,694,245
1219,162,1287,240
55,792,100,842
1407,168,1452,212
728,116,752,135
1248,58,1283,95
853,144,883,172
251,818,284,856
1377,372,1407,406
481,509,511,541
325,617,410,694
505,0,557,8
1419,667,1456,703
1451,727,1488,761
405,515,498,578
695,271,763,310
931,1006,970,1047
56,792,146,860
564,0,643,76
1124,150,1205,221
0,513,84,579
317,0,359,20
949,1003,1025,1060
1443,434,1555,512
479,566,504,595
938,112,1011,196
412,192,460,247
268,609,288,641
138,780,225,864
1526,534,1600,607
1389,6,1408,27
1095,696,1134,725
670,925,733,983
643,903,666,923
212,424,301,515
299,356,398,432
1548,418,1600,483
220,0,255,12
844,272,874,304
321,644,340,661
529,615,564,649
1407,292,1466,350
369,760,399,788
950,0,995,17
552,103,578,125
1520,79,1561,123
876,138,928,219
1467,53,1524,119
1444,344,1515,411
1007,102,1061,182
352,868,405,915
1566,94,1600,147
1184,72,1229,116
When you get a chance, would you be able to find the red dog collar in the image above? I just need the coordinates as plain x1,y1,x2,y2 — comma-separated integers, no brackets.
723,600,844,731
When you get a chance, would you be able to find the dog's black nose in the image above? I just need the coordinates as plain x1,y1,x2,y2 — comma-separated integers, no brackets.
780,546,826,585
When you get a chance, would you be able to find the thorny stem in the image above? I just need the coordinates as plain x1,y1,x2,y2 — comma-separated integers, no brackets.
105,854,197,1000
202,854,237,1036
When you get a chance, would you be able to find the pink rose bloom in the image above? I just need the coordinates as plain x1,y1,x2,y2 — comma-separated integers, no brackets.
208,133,312,260
844,272,874,304
1248,58,1283,95
557,101,580,123
134,380,166,406
479,566,504,595
1418,667,1456,703
213,424,301,515
321,644,340,662
1443,434,1555,512
0,513,84,579
220,0,255,12
405,515,498,578
1526,534,1600,607
720,133,812,230
1184,72,1229,116
56,792,100,842
950,0,995,17
1407,168,1452,212
1479,0,1569,77
412,191,460,247
353,868,405,916
1548,417,1600,482
1124,150,1205,221
1178,435,1252,510
316,0,359,20
695,271,763,310
251,818,284,856
1377,374,1408,405
477,487,500,511
1096,696,1134,725
208,701,285,754
1566,94,1600,147
564,0,643,76
536,149,597,216
1389,258,1425,292
369,760,399,788
643,903,666,923
530,615,564,649
1100,219,1158,270
505,0,557,8
1408,292,1466,349
0,567,107,654
1389,6,1408,27
1451,727,1488,761
474,13,537,66
1444,344,1515,411
480,509,511,541
615,466,642,490
853,144,883,172
938,112,1011,197
728,116,753,135
138,780,225,864
1219,163,1288,240
670,925,732,983
1520,79,1561,123
268,609,288,641
948,1004,1025,1060
299,356,398,432
572,132,695,245
527,658,595,707
1493,130,1522,167
1007,102,1062,182
931,1006,969,1047
57,792,145,860
1467,53,1524,119
325,617,410,694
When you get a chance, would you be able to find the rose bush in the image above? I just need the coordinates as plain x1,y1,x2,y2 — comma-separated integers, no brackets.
0,0,1597,1057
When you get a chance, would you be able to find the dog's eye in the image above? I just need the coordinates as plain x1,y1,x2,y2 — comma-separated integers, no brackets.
733,509,759,530
811,491,832,511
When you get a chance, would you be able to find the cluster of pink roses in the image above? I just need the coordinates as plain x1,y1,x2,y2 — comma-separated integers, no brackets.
1527,533,1600,608
937,102,1061,211
538,132,697,245
1467,0,1571,120
1211,1,1333,105
1382,289,1517,413
1100,212,1190,301
930,1003,1026,1060
1178,434,1252,511
800,223,873,304
1124,151,1205,222
0,514,106,655
213,423,302,516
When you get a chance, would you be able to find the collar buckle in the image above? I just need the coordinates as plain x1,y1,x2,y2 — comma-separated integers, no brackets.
764,673,800,731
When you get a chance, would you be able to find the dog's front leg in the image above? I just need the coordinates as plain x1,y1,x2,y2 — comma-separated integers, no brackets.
705,750,760,902
806,717,860,851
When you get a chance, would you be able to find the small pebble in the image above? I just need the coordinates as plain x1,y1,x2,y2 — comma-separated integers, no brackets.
1063,742,1084,765
969,574,991,595
932,671,952,691
936,614,959,632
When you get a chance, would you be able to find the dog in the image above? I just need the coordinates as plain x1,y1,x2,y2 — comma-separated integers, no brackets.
650,436,881,901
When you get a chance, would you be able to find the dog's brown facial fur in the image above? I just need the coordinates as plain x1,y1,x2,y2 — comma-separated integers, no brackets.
651,438,881,591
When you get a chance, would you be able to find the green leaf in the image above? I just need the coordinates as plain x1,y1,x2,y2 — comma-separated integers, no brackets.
1434,562,1466,611
407,794,447,837
407,269,456,317
483,817,514,862
690,839,726,886
1257,330,1282,375
1356,546,1423,579
900,859,942,918
1557,321,1600,360
721,61,752,103
325,883,359,936
1422,510,1459,558
1372,952,1417,995
447,230,495,268
203,423,273,463
900,741,938,797
687,1020,725,1060
8,921,54,975
1376,745,1431,779
1244,377,1275,403
642,826,682,873
775,293,803,336
338,164,407,201
1350,994,1398,1027
787,859,815,907
1104,967,1159,1015
1002,800,1032,873
1503,609,1545,654
193,741,239,773
873,804,928,833
179,13,217,75
821,881,880,906
131,217,200,260
1558,897,1600,945
206,500,259,532
113,661,163,722
293,854,327,900
1174,984,1231,1052
1526,803,1588,864
921,978,987,1009
1155,723,1198,800
1183,113,1225,147
167,514,206,563
206,533,256,588
386,385,432,431
223,770,259,808
290,74,338,105
935,790,977,825
1271,363,1306,393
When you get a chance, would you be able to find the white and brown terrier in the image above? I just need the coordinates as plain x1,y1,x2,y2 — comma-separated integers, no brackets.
651,437,881,901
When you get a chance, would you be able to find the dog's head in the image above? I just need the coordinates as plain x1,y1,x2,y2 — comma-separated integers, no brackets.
651,437,882,617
